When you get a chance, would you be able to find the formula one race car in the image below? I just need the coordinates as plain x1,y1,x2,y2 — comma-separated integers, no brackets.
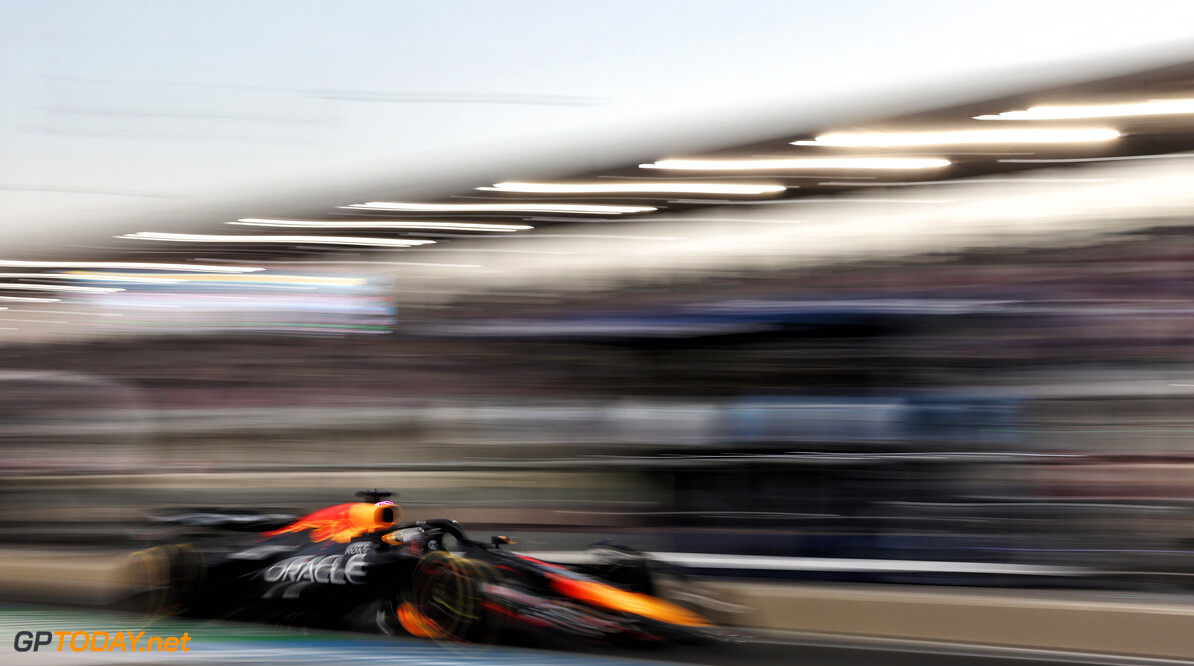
116,491,718,646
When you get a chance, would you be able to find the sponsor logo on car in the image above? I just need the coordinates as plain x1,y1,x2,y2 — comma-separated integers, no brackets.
262,553,368,585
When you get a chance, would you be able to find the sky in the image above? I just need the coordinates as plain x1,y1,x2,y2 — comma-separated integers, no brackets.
3,1,1194,239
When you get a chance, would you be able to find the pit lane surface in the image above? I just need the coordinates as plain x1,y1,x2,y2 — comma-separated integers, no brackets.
3,605,1192,666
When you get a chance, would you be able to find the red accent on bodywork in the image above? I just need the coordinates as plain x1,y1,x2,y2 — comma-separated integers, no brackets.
514,555,568,569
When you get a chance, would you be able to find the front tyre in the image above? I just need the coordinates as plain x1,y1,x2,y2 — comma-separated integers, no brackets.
410,551,500,643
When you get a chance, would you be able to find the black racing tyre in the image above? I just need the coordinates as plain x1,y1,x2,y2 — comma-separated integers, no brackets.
111,544,205,616
411,551,501,643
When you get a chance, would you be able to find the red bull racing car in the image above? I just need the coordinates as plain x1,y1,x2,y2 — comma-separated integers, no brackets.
117,491,719,647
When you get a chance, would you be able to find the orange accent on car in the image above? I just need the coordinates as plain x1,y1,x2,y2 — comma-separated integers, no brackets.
547,574,713,627
381,532,403,546
261,503,398,543
397,601,445,639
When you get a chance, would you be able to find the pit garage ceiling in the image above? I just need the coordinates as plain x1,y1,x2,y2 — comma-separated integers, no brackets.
5,50,1194,314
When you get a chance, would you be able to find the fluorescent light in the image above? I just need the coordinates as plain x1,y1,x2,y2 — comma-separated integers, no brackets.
118,232,436,248
976,99,1194,120
0,282,124,293
640,158,950,170
65,271,367,287
818,177,1106,186
769,198,954,204
5,309,121,317
0,273,188,284
0,260,264,273
997,154,1194,164
793,129,1120,147
0,295,61,302
191,259,483,269
233,218,531,232
479,182,786,195
470,233,685,240
345,202,655,214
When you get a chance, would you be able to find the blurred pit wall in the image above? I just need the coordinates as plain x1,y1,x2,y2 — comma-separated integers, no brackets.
5,371,1194,586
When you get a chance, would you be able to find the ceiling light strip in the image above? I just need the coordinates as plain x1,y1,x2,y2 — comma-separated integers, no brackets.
118,232,436,248
976,99,1194,120
479,182,785,195
793,129,1119,147
345,202,654,214
0,273,187,283
641,158,950,170
0,260,264,273
0,295,61,302
0,282,123,293
233,218,531,232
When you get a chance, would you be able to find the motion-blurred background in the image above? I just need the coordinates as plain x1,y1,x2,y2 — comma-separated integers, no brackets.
8,1,1194,660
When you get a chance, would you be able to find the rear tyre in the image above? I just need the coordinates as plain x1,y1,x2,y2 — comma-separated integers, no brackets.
111,544,205,616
